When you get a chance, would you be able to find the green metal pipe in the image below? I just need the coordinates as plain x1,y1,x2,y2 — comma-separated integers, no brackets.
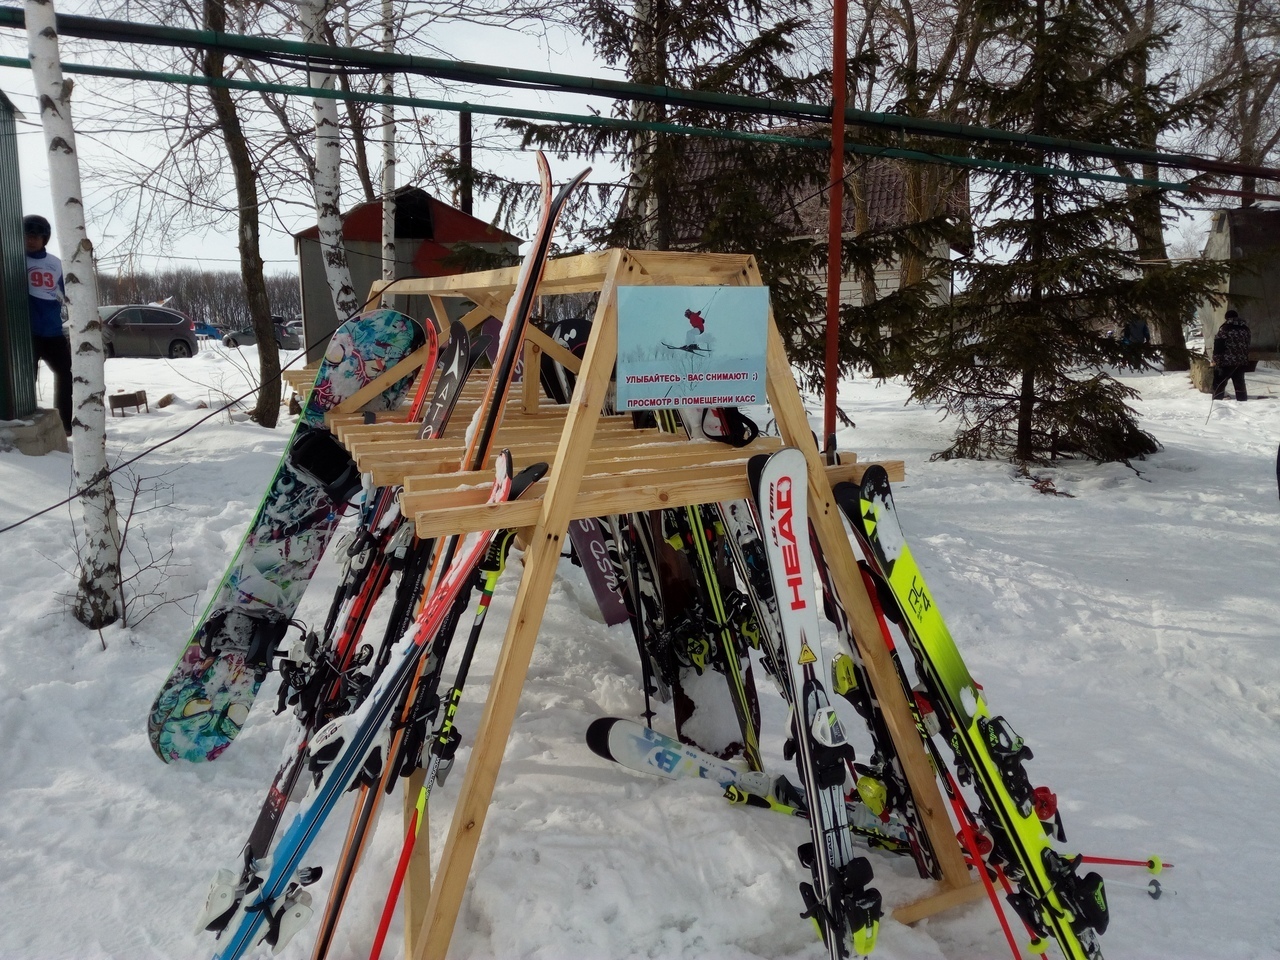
0,54,1221,197
0,4,1277,185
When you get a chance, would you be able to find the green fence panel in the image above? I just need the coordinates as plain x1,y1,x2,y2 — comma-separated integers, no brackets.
0,90,36,422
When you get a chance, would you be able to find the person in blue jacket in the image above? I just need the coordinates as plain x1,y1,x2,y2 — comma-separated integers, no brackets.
24,214,71,434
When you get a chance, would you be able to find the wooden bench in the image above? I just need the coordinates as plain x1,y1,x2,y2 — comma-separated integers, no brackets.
108,390,149,416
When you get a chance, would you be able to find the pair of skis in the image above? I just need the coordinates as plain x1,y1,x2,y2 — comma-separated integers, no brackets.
844,467,1109,960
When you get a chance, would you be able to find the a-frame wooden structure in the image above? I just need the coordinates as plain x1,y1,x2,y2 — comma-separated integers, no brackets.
317,248,983,959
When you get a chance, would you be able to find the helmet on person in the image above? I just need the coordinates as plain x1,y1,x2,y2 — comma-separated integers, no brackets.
22,214,51,240
1225,309,1239,320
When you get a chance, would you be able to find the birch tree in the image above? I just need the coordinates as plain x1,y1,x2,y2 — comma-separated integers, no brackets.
25,0,123,627
380,0,396,299
299,0,361,320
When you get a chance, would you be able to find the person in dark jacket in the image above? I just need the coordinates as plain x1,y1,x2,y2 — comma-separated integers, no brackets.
24,214,71,434
1120,317,1150,345
1212,309,1251,401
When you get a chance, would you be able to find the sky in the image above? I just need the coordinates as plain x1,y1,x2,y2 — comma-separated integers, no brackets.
0,5,1227,278
0,10,612,275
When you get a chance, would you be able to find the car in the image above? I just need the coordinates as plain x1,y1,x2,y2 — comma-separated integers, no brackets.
223,317,302,350
98,304,199,359
193,320,224,340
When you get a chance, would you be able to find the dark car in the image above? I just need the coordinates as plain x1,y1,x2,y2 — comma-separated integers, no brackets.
223,317,302,350
99,305,198,359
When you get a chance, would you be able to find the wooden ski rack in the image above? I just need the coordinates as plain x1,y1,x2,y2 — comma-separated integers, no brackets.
333,248,980,959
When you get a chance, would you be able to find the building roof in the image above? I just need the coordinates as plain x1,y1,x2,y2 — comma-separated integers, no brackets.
0,88,24,120
292,186,521,246
670,135,970,252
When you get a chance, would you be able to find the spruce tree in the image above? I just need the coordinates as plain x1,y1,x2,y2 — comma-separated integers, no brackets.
908,0,1186,463
493,0,835,372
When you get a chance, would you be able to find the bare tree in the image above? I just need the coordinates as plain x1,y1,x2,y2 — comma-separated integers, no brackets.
203,0,283,425
25,0,123,627
299,0,361,319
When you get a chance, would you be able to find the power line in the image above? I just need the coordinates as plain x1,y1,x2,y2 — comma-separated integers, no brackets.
0,5,1276,187
0,277,427,537
1,53,1268,201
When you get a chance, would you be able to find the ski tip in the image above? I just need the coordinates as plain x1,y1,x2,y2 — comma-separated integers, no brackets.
859,463,891,494
510,460,550,498
585,717,619,761
746,452,772,502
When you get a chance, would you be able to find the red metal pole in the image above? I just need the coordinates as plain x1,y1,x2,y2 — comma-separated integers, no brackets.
824,0,848,449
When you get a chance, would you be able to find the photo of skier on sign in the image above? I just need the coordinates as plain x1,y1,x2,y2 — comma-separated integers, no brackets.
663,308,714,355
616,285,768,411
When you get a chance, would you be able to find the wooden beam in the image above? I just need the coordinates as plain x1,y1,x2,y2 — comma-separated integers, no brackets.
406,458,899,538
401,768,431,959
891,875,988,924
526,325,582,374
412,248,632,960
754,258,977,910
327,344,434,419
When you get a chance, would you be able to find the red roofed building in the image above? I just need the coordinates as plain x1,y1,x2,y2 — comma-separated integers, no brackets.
294,186,521,359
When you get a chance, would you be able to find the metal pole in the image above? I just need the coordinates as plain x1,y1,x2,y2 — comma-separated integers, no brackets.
823,0,848,449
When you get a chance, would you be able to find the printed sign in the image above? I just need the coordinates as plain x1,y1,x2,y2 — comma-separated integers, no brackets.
616,286,768,411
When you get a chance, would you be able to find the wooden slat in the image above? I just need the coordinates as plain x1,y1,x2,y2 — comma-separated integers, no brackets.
365,434,694,486
355,423,665,468
407,459,896,537
282,363,322,394
344,413,642,462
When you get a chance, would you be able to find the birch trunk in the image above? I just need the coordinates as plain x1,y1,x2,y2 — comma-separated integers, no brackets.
380,0,395,304
299,0,360,318
625,0,661,248
25,0,123,628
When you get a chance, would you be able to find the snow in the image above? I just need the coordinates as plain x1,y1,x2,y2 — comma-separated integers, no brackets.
3,341,1280,960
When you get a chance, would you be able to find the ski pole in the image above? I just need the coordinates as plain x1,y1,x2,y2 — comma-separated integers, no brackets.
1103,877,1169,899
1076,854,1170,874
367,527,517,960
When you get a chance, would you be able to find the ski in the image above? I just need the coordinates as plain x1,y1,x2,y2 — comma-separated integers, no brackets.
302,153,589,959
367,526,520,960
586,716,912,854
199,454,546,960
845,466,1108,960
748,448,882,958
235,320,475,876
641,407,762,767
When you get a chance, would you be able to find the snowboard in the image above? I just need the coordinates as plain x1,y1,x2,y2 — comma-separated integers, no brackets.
149,309,427,764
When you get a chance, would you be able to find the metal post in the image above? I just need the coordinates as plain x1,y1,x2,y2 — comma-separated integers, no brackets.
823,0,848,448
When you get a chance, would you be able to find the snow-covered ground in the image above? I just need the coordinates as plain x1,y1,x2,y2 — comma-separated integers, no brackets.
2,340,1278,960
